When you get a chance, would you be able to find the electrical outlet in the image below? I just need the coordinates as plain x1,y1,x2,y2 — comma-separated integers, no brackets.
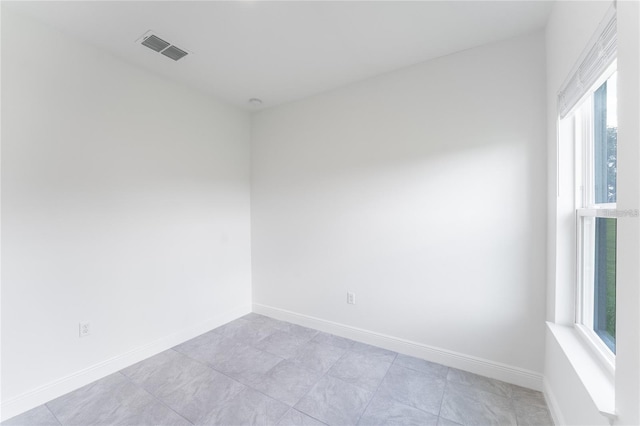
79,321,91,337
347,292,356,305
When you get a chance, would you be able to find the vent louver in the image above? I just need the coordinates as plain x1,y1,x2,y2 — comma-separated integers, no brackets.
141,34,170,52
138,31,189,61
161,45,188,61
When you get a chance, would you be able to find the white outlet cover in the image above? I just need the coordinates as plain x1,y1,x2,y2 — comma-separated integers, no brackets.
347,292,356,304
79,322,91,337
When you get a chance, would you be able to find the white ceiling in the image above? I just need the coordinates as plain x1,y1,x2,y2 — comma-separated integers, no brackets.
5,1,553,110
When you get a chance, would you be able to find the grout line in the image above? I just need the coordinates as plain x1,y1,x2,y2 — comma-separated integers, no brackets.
282,330,355,422
353,360,393,425
43,404,63,426
112,315,544,426
117,372,195,425
436,373,450,418
164,323,301,420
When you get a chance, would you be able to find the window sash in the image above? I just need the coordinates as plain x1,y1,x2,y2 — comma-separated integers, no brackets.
576,214,617,367
573,64,618,364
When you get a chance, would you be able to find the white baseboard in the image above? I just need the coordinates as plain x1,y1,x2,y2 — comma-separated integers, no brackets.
0,304,251,422
543,377,566,426
253,303,544,391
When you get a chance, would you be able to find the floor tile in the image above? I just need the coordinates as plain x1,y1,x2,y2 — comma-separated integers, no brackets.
7,315,554,426
327,351,391,392
275,323,319,341
213,318,251,335
295,376,373,426
1,405,60,426
277,409,327,426
358,394,439,426
249,360,324,406
289,340,347,373
122,349,245,423
349,341,397,363
196,387,289,426
394,354,449,379
255,330,311,359
439,381,517,426
173,330,240,366
513,399,554,426
175,329,222,348
46,373,190,426
311,332,356,350
512,386,554,425
375,364,446,415
242,312,283,325
211,343,284,384
437,417,463,426
444,381,514,409
446,368,513,398
511,385,547,408
214,318,279,346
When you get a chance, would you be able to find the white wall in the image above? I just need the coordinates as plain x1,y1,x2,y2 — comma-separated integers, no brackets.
545,1,640,424
1,8,252,418
615,1,640,423
251,32,547,380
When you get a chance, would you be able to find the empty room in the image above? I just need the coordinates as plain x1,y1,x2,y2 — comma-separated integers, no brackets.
1,1,639,425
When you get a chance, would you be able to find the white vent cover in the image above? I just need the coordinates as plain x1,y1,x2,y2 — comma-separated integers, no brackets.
137,31,190,61
161,45,188,61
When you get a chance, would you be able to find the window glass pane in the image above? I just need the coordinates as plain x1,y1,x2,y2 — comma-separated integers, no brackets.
593,217,616,353
593,74,617,204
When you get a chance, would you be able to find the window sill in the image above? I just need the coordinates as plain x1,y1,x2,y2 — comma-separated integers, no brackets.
546,322,616,421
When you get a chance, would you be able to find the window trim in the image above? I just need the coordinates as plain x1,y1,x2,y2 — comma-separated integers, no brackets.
571,62,618,373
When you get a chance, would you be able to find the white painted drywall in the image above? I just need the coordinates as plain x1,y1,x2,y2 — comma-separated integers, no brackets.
545,1,640,424
613,0,640,424
251,32,547,374
1,8,252,415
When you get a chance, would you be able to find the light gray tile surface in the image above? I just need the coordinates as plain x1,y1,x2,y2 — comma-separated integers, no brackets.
249,360,323,406
255,330,311,358
350,341,397,363
1,405,60,426
513,400,554,426
511,385,548,408
214,318,279,345
327,350,392,392
210,344,284,384
395,353,449,378
242,313,285,328
358,394,440,426
447,368,514,398
277,409,327,426
376,364,446,415
196,387,289,426
440,382,517,426
289,340,347,373
172,330,239,366
4,315,555,426
295,376,373,426
437,416,464,426
311,332,356,350
275,323,319,341
46,373,190,426
445,381,514,409
122,349,245,423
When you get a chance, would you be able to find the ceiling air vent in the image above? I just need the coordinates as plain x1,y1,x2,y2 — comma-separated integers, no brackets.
161,45,188,61
141,34,170,52
137,31,190,61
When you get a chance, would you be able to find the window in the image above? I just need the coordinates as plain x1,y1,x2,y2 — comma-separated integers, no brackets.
573,65,618,361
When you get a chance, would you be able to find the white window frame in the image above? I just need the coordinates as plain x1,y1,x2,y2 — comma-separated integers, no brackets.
570,61,618,374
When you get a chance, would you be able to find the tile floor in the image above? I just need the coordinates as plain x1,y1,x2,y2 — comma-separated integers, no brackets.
3,314,554,426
